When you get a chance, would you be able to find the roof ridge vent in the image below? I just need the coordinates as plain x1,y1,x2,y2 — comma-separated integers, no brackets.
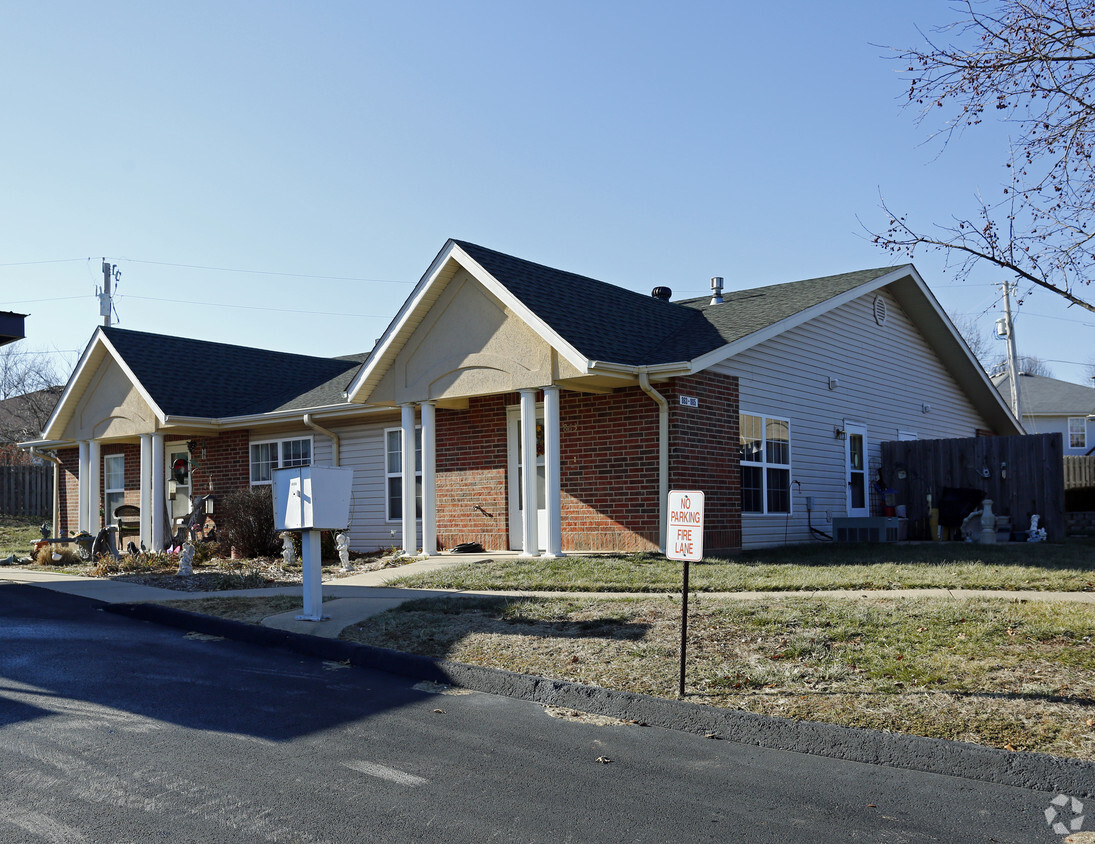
651,286,672,301
710,276,724,305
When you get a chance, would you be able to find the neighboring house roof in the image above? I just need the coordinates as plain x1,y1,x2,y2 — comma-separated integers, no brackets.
992,372,1095,416
0,311,26,347
0,386,63,442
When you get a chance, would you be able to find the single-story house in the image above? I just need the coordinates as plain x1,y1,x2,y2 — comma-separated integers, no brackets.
992,372,1095,456
22,240,1021,554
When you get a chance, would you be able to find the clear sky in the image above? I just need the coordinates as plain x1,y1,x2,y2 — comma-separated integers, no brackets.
4,1,1093,387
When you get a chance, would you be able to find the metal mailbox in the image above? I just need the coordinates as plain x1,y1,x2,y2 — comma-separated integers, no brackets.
273,466,354,531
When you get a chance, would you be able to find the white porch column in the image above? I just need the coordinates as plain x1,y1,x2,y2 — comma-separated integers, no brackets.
542,386,564,558
400,403,417,556
77,441,90,534
151,433,166,550
420,401,437,556
139,434,153,547
87,439,101,533
519,389,539,557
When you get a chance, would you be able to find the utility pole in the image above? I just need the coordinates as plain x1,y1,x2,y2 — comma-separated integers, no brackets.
99,260,118,327
1001,281,1022,422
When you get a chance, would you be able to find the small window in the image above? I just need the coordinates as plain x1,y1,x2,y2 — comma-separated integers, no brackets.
386,427,422,521
1069,417,1087,450
739,413,791,514
250,437,312,485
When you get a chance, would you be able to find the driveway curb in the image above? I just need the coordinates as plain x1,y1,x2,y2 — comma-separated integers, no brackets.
105,600,1095,798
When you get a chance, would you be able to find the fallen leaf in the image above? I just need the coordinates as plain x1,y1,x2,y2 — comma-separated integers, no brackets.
1085,718,1093,728
595,756,612,764
433,708,445,714
1004,742,1016,751
704,733,720,740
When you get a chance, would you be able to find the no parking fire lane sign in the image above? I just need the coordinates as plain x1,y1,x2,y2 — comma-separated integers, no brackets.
667,490,704,562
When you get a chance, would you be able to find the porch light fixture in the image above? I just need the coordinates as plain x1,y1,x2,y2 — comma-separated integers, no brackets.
921,403,931,414
834,426,847,440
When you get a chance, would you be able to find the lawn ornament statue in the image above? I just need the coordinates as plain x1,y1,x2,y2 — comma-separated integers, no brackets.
1027,514,1047,542
177,542,195,576
279,531,297,566
336,532,352,572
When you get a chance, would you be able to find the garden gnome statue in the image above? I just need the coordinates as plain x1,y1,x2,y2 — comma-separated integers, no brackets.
279,531,297,566
336,532,352,572
177,542,195,576
979,499,996,544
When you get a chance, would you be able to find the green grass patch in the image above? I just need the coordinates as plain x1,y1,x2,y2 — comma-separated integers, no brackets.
387,543,1095,593
0,514,46,559
341,593,1095,759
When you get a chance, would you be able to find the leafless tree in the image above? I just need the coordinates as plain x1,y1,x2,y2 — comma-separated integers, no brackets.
0,344,63,446
874,0,1095,315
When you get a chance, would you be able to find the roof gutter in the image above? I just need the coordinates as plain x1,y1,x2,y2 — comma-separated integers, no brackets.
303,413,340,466
638,367,668,554
29,447,61,538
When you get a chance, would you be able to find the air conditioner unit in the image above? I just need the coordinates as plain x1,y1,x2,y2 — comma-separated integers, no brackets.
833,517,907,543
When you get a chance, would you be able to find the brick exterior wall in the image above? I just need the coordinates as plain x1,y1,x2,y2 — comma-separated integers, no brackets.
52,432,252,535
665,371,741,552
434,372,741,554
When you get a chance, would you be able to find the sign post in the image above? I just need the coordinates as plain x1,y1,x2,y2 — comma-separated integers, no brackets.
666,490,704,697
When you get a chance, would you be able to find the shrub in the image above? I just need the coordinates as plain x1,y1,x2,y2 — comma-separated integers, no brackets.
216,486,280,559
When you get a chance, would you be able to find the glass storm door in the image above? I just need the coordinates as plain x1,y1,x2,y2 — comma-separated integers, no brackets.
507,408,546,551
845,424,868,517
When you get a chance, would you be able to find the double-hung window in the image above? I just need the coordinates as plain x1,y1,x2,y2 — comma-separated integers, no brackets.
1069,417,1087,450
250,436,312,485
739,413,791,514
386,427,422,521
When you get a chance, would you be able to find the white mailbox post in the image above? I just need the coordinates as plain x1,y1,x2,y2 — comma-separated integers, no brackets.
273,466,354,621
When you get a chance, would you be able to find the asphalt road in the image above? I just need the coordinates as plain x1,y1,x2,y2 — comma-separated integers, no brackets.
0,582,1079,843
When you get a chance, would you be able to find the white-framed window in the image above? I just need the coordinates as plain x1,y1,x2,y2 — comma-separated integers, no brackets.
739,413,791,514
250,436,312,484
385,426,422,521
1069,417,1087,450
104,454,125,525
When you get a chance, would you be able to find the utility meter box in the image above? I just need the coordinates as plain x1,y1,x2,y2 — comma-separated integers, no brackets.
273,466,354,530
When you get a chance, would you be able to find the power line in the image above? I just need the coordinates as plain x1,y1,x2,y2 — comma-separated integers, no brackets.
0,258,86,268
119,258,413,284
120,294,388,319
0,296,89,306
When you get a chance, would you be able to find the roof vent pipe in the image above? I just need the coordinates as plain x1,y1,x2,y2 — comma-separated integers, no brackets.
651,286,672,301
710,276,724,305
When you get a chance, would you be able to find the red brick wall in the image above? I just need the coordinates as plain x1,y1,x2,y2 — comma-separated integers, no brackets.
435,397,509,551
52,432,252,535
434,376,740,554
665,371,741,552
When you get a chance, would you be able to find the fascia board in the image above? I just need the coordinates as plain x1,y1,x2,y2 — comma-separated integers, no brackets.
451,243,591,375
587,361,692,380
164,403,391,430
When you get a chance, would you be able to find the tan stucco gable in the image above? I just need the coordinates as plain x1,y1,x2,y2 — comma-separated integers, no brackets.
62,355,157,441
368,269,583,404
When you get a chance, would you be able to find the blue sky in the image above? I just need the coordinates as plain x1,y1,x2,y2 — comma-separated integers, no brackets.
4,1,1093,386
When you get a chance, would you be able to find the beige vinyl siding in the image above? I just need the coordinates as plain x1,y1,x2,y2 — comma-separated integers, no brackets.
716,288,988,549
335,420,408,551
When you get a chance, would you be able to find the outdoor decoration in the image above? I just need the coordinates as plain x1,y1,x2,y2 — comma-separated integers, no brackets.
336,532,351,571
1028,515,1047,543
279,531,297,566
177,542,195,576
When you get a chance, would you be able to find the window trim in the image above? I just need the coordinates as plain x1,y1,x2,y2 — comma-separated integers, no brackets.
249,435,314,485
384,426,422,522
103,453,125,525
739,412,792,516
1068,417,1087,450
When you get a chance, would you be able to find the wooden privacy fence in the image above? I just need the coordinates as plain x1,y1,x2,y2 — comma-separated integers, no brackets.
0,464,52,517
1064,456,1095,490
880,433,1065,542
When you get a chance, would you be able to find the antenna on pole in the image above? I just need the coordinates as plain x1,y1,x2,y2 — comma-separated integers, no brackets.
1000,281,1022,421
98,260,120,327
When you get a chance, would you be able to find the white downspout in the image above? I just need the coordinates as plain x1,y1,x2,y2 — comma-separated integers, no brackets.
29,447,61,537
638,368,668,553
303,414,340,466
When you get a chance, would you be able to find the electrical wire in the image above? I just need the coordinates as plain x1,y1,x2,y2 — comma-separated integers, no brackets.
119,294,387,319
118,258,412,285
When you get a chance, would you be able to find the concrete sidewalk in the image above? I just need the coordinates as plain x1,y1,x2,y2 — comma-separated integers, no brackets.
5,554,1095,640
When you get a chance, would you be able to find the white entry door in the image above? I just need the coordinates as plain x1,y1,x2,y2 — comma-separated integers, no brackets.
166,443,192,525
507,407,546,551
845,423,869,517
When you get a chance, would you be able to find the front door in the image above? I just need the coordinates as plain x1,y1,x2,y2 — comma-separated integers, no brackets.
507,407,546,551
845,423,869,517
167,443,192,527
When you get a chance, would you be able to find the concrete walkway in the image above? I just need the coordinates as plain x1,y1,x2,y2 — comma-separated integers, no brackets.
4,555,1095,640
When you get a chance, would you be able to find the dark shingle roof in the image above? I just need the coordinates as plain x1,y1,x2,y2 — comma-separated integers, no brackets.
102,327,362,418
455,240,902,365
992,372,1095,415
